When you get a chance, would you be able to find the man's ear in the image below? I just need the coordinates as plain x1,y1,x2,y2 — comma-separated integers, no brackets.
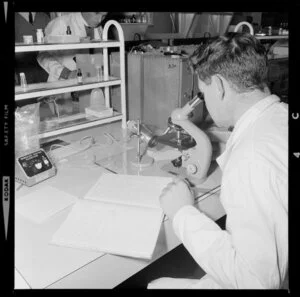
213,74,225,100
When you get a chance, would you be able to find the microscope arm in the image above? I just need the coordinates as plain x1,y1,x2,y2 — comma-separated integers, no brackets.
171,98,212,182
174,119,212,180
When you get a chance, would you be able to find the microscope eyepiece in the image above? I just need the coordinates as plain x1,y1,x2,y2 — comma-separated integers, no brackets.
189,94,203,109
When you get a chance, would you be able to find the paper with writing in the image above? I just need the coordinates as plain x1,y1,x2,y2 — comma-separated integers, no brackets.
51,174,172,259
51,199,164,259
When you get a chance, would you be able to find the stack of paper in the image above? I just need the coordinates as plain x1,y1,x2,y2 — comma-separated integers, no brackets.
51,174,172,259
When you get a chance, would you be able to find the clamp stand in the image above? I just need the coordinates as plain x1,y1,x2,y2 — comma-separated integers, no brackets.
128,119,154,168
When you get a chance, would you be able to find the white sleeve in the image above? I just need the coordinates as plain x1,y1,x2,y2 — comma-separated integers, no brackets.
37,51,66,81
172,161,285,289
36,18,67,80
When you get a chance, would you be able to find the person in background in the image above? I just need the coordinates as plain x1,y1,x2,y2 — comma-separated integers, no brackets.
15,12,51,85
36,12,108,116
148,33,288,289
37,12,107,82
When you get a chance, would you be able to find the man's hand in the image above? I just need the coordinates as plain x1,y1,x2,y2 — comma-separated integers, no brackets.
159,177,194,221
59,67,77,80
68,70,78,79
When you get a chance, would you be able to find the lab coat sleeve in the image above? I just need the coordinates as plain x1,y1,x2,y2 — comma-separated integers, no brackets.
37,51,67,81
36,18,70,81
172,161,284,289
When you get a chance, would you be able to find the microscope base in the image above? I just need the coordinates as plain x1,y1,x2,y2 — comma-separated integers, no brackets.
95,148,155,175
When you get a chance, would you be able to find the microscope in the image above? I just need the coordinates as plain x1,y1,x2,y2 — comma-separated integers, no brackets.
127,94,213,183
157,94,212,183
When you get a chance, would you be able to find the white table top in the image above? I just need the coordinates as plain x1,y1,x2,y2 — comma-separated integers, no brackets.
15,121,225,289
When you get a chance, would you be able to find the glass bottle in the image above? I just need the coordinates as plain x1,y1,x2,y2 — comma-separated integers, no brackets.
131,15,136,23
136,13,141,23
77,68,83,83
20,72,27,89
66,26,72,35
36,29,44,43
141,12,147,23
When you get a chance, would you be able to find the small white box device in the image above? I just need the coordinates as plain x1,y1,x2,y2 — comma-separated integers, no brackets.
15,149,57,187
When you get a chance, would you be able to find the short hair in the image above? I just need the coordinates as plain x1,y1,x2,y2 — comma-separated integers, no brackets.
189,33,268,93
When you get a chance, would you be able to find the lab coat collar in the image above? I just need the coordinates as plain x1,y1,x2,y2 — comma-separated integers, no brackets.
216,95,280,170
77,12,89,27
19,12,36,23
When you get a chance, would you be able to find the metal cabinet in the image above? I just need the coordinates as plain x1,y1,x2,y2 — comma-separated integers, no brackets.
125,53,204,132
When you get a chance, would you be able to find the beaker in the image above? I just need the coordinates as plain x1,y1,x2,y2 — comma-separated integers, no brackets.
15,103,40,156
96,66,103,81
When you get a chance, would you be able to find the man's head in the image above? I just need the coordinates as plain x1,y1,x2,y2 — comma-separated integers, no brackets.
81,12,107,28
189,33,268,127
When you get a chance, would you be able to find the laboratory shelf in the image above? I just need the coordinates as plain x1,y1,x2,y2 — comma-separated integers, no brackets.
15,20,127,139
15,40,121,53
39,112,123,139
255,35,289,40
15,76,121,100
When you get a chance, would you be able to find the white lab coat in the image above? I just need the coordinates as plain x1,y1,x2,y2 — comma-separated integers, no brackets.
37,13,102,82
149,95,288,289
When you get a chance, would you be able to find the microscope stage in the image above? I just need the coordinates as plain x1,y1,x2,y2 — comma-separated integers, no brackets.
156,132,196,150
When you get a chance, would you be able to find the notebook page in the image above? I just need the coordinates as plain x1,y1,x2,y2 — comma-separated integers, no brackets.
84,173,172,209
16,186,77,224
51,199,164,259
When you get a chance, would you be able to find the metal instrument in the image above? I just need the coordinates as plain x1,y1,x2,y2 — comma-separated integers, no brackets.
127,120,158,148
156,117,196,151
15,149,57,187
126,94,212,182
159,94,212,182
126,120,155,167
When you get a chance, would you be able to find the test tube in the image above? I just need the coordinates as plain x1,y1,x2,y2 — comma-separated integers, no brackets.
96,66,103,81
20,72,27,90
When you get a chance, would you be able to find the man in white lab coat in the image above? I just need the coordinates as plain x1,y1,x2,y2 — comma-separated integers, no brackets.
148,33,288,289
37,12,107,82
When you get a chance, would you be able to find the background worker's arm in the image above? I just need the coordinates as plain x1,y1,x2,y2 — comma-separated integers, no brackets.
36,18,77,81
37,51,76,80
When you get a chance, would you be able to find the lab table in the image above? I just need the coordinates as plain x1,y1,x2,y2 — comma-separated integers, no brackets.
14,121,225,289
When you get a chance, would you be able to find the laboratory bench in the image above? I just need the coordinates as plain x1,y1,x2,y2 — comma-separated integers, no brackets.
14,121,225,289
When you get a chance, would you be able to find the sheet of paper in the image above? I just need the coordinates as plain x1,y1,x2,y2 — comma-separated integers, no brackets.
84,173,172,208
15,268,31,289
51,199,164,259
15,210,103,289
16,186,77,224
